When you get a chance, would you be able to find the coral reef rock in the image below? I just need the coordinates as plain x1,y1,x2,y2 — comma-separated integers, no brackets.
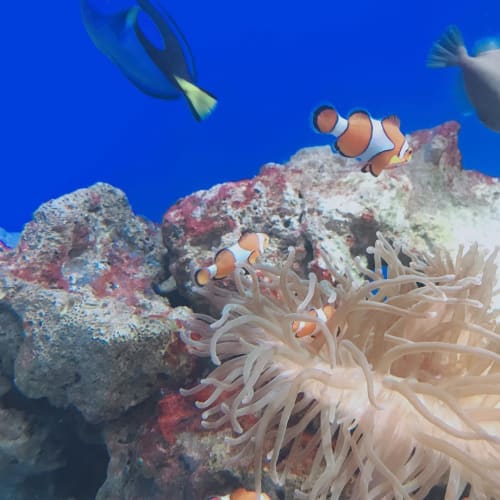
0,182,192,423
163,121,500,311
158,121,499,497
97,391,286,500
0,121,498,499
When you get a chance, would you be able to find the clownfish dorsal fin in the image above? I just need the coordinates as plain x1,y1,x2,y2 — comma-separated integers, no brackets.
347,109,370,120
383,114,401,128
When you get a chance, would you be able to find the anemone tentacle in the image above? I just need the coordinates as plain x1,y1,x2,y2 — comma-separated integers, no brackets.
181,233,500,499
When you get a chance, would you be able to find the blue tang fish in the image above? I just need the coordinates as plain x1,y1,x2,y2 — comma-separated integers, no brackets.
80,0,217,120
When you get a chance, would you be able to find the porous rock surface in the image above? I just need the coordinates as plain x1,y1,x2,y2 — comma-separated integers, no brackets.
0,183,199,498
0,122,498,499
0,183,192,423
163,121,500,310
98,121,500,500
96,390,288,500
158,121,500,499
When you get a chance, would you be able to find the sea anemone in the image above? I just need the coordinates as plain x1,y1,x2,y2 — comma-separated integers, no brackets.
181,233,500,499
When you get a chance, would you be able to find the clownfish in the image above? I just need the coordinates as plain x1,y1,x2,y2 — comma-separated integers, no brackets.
312,105,413,177
292,304,335,338
207,488,271,500
194,233,269,286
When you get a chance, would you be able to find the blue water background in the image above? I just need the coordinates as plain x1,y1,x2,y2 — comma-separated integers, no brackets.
2,0,499,231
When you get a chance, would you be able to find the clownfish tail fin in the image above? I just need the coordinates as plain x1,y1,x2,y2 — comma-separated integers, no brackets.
427,26,467,68
194,268,211,286
312,105,339,134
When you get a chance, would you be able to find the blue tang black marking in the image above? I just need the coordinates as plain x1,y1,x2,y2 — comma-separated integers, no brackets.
80,0,217,120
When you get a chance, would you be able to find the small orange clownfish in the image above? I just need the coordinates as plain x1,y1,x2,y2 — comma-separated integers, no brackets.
292,304,335,338
194,232,269,286
207,488,271,500
312,105,413,177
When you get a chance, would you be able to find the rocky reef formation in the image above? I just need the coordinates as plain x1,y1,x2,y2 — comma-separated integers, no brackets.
163,121,499,311
0,184,193,498
0,122,498,499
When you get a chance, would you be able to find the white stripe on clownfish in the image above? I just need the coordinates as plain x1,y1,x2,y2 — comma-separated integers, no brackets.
292,304,336,338
228,243,255,266
356,117,395,163
193,232,270,286
331,114,348,137
312,104,412,177
398,139,411,159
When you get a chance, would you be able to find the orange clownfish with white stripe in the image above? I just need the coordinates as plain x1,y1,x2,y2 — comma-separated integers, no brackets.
207,488,271,500
292,304,335,338
312,105,413,177
194,232,269,286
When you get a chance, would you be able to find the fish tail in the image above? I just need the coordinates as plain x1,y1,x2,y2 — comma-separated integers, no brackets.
174,75,217,121
193,267,211,286
312,105,339,134
193,263,218,286
427,26,467,68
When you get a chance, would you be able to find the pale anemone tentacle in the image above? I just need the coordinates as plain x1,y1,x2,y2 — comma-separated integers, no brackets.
181,233,500,499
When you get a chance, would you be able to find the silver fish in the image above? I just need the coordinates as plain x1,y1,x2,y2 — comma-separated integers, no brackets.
428,26,500,132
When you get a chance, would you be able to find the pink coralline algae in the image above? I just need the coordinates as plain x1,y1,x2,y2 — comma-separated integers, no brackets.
163,165,290,248
157,390,204,445
6,187,156,305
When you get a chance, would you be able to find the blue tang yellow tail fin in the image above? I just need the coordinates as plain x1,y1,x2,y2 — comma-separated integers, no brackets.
174,76,217,121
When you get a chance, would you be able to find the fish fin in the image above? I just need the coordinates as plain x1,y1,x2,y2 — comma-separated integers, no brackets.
133,0,198,84
361,163,381,177
194,268,211,286
383,114,401,127
247,250,259,265
312,105,338,134
174,75,217,121
427,25,466,68
388,154,403,165
347,109,370,119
